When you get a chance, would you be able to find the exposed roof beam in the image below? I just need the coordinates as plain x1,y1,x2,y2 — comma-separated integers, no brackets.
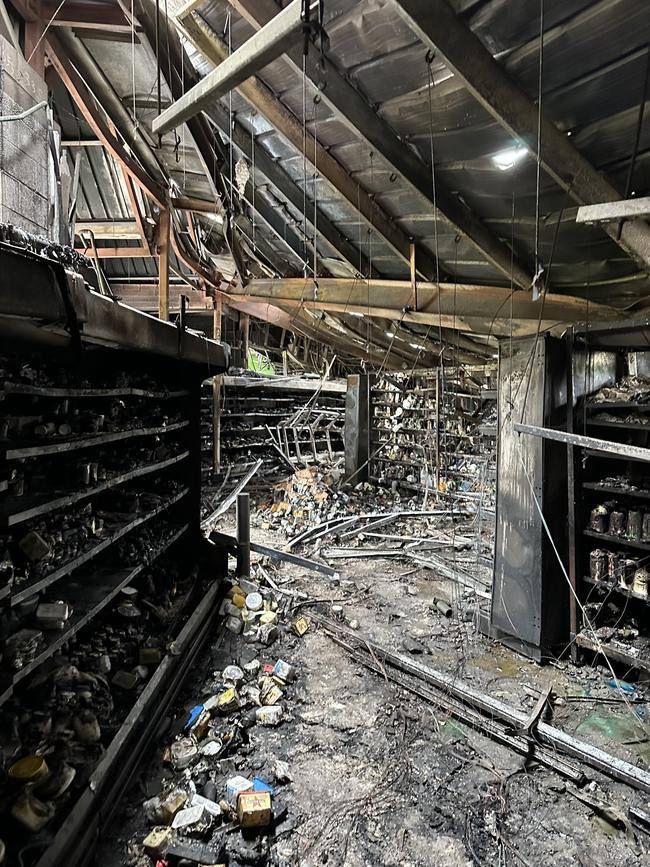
61,139,103,147
75,246,155,258
221,0,532,289
135,0,245,277
223,0,532,289
577,197,650,224
42,2,134,30
154,0,307,135
386,0,650,272
45,32,166,207
74,220,142,240
206,103,374,278
120,166,151,253
178,11,441,282
228,277,621,336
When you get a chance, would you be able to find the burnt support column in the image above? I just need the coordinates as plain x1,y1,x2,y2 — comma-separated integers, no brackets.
344,374,371,482
236,492,251,578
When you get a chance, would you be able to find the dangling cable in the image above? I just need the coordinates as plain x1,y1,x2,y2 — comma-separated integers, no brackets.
131,0,137,133
532,0,545,299
228,12,234,203
300,46,308,273
251,111,256,251
313,94,319,280
367,150,374,359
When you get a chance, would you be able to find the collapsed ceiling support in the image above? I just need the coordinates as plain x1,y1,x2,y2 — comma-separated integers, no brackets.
222,0,534,290
229,277,623,336
179,11,442,282
386,0,650,272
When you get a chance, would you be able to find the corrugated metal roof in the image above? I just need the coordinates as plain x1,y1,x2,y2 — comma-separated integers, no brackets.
48,0,650,363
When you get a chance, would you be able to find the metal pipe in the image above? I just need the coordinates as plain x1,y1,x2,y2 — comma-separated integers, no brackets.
236,492,251,578
0,99,47,122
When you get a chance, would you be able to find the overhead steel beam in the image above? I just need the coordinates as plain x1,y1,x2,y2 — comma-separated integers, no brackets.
228,277,621,336
153,0,307,135
577,197,650,224
178,11,441,282
221,0,532,289
206,103,374,277
386,0,650,272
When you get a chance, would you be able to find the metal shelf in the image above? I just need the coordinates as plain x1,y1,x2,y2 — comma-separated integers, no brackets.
587,419,650,432
576,632,650,674
583,574,650,605
2,523,189,700
2,382,189,400
3,420,188,460
586,401,650,412
583,528,650,552
9,488,189,605
0,450,189,527
582,481,650,501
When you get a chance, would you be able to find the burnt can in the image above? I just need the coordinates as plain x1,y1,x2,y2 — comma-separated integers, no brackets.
620,558,637,588
589,505,609,533
608,510,627,536
627,510,643,540
607,550,620,581
590,549,607,581
643,513,650,541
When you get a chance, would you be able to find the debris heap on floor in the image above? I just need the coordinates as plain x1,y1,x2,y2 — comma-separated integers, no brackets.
128,575,301,866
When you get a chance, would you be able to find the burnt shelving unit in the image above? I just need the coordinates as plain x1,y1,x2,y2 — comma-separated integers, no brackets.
0,241,230,867
565,321,650,674
366,369,496,509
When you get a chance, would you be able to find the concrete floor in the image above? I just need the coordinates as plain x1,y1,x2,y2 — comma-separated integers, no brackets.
102,515,650,867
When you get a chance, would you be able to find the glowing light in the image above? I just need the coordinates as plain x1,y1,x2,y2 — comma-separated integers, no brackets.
491,145,528,171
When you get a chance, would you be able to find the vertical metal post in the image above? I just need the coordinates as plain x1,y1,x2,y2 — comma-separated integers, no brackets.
158,208,170,321
236,492,251,578
435,368,440,492
409,241,418,311
212,294,222,475
565,328,579,662
240,312,250,368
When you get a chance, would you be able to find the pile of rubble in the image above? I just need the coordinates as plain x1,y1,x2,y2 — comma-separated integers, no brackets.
127,576,309,866
254,466,419,538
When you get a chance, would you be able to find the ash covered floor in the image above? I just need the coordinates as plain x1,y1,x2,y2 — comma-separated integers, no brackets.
101,480,650,867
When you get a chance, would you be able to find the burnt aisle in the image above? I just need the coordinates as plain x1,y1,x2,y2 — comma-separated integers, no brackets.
99,479,650,867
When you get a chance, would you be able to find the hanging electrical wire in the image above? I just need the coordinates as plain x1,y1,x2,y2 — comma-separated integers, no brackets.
532,0,545,300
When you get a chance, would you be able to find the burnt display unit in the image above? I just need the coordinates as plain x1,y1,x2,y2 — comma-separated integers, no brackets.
490,334,569,661
564,320,650,674
0,240,230,867
347,370,496,507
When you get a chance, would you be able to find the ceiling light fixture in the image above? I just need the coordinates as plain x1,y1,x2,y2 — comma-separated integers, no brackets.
491,145,528,172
